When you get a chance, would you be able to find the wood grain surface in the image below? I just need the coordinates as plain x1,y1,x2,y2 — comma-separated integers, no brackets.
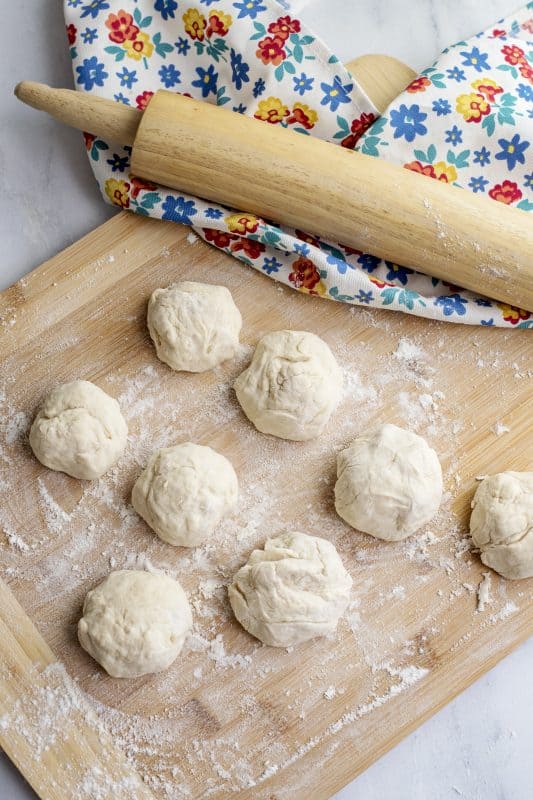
0,58,532,800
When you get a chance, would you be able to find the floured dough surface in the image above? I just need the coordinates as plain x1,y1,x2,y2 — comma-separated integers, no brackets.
234,330,343,441
470,472,533,580
228,531,352,647
132,442,238,547
335,423,442,541
29,380,127,480
147,281,242,372
78,570,193,678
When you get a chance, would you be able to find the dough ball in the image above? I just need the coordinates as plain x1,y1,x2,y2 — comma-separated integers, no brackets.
132,443,238,547
335,424,442,541
78,570,192,678
228,531,352,647
470,472,533,580
147,281,242,372
234,330,343,441
29,380,127,480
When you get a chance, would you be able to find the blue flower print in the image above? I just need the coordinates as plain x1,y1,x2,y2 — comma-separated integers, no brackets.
263,256,282,274
473,146,491,166
81,27,98,44
525,173,533,190
517,83,533,102
460,46,490,72
68,0,83,6
192,64,218,98
529,109,533,119
495,134,530,170
475,298,492,307
230,49,250,91
162,197,197,224
480,319,494,326
113,93,130,105
253,78,266,98
155,0,178,20
326,253,352,275
434,293,467,316
159,64,181,88
294,241,310,256
233,103,247,113
432,98,451,116
356,290,373,304
117,67,137,89
357,253,380,273
320,76,353,112
81,0,109,19
385,262,414,285
445,125,463,146
107,153,130,172
233,0,267,19
205,207,224,219
468,175,489,193
389,104,427,142
446,66,466,82
175,37,191,56
76,56,108,90
293,73,314,96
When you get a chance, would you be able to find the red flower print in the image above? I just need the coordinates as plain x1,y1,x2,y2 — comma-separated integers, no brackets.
256,36,286,66
497,304,531,325
295,230,320,248
287,103,317,130
105,9,139,44
130,176,157,199
519,62,533,84
288,256,322,293
83,132,96,151
406,76,431,93
491,28,506,38
404,160,437,178
341,112,376,148
488,180,522,205
267,15,301,41
136,91,154,110
522,18,533,34
501,44,526,65
206,10,232,38
66,23,77,45
230,238,266,259
203,228,238,248
472,79,503,102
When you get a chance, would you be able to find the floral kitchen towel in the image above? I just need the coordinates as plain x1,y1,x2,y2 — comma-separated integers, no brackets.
64,1,533,328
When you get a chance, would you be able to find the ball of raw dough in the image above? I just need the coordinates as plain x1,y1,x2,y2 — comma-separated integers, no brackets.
470,472,533,580
29,380,127,480
228,531,352,647
147,281,242,372
335,424,442,541
132,443,238,547
78,570,193,678
234,330,343,441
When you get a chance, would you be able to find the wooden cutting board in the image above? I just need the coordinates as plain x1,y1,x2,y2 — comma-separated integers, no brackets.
0,56,532,800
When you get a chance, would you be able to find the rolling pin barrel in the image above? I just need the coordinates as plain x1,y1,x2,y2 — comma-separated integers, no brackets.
15,82,533,312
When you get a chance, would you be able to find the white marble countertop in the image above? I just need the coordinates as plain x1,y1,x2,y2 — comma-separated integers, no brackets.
1,1,532,798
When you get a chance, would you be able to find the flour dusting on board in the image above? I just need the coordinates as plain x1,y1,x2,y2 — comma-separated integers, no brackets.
0,243,531,799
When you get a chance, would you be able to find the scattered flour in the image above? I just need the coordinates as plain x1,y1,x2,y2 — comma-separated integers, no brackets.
477,572,493,612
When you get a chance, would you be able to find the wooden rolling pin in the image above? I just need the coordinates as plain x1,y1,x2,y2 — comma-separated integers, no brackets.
15,81,533,311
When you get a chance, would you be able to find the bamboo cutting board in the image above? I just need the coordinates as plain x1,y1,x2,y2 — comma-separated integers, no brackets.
0,57,532,800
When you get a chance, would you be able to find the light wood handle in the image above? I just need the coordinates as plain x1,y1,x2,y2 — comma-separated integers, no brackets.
0,577,156,800
15,82,533,311
15,81,141,145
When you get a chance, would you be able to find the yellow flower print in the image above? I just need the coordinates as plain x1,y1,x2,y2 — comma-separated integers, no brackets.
254,96,289,124
456,92,490,123
123,32,154,61
433,161,458,183
183,8,207,41
105,179,130,209
288,102,318,130
225,213,260,234
471,78,503,101
206,9,232,38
